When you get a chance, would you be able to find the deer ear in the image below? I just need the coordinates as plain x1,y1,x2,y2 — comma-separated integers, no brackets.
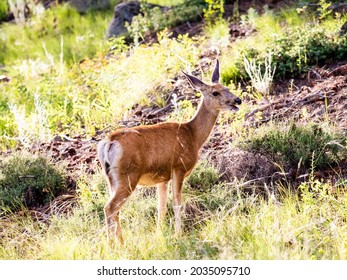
182,71,206,90
211,59,220,83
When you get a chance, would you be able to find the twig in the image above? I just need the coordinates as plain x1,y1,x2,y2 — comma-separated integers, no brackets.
226,171,312,189
245,89,334,122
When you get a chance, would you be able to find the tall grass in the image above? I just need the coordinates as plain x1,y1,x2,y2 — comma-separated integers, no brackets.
0,4,113,66
1,177,347,259
0,30,201,148
221,6,347,84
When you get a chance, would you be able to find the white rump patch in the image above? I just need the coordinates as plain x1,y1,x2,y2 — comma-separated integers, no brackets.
97,140,123,193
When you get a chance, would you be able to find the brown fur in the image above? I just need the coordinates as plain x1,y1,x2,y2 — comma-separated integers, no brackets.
109,122,197,185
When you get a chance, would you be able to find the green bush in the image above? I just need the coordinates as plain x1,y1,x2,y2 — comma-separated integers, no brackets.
0,154,66,213
187,160,220,191
271,28,347,78
221,8,347,84
203,0,224,26
127,0,205,43
242,123,346,170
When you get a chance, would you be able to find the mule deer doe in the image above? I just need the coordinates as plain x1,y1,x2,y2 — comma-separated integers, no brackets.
97,60,242,244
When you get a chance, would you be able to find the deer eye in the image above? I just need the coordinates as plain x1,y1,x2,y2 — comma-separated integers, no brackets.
212,91,220,96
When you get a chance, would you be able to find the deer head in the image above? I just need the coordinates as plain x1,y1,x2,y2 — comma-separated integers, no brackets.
182,59,242,114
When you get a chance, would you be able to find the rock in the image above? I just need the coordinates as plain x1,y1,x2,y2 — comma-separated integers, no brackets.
68,0,110,13
106,1,141,38
339,21,347,36
106,0,166,39
53,135,64,142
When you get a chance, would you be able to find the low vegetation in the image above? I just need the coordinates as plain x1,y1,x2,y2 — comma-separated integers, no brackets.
242,122,347,171
0,153,66,214
1,174,347,259
220,5,347,84
1,0,347,260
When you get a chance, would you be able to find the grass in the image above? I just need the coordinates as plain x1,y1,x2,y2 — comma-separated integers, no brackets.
1,176,347,259
0,30,201,148
240,122,347,171
220,6,347,85
0,4,113,66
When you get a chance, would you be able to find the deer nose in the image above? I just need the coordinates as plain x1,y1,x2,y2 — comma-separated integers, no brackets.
235,97,242,105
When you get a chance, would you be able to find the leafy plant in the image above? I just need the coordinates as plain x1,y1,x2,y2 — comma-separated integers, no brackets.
0,0,8,22
187,160,220,191
317,0,332,20
203,0,224,26
242,123,346,170
221,6,347,83
0,154,66,213
126,0,205,43
271,26,347,78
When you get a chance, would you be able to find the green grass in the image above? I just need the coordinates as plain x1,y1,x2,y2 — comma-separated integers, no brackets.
221,7,347,85
0,0,8,22
0,4,113,66
0,2,204,149
1,177,347,259
0,31,201,148
240,122,347,171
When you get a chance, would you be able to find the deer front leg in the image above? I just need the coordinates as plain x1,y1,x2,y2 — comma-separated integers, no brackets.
157,181,168,230
172,170,185,236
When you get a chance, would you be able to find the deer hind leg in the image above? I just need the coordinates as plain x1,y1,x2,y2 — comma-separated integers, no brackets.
172,170,185,236
104,174,138,245
157,181,168,230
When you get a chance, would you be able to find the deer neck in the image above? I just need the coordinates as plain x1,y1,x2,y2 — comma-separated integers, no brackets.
186,98,219,149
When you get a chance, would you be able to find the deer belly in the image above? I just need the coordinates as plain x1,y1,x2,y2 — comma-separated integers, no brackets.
138,172,169,186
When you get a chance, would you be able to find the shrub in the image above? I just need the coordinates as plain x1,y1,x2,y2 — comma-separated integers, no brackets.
221,8,347,83
242,123,346,171
187,160,220,191
271,27,347,79
203,0,224,26
126,0,205,43
0,154,66,213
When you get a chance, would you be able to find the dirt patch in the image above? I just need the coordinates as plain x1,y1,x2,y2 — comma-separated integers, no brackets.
245,63,347,130
210,148,276,182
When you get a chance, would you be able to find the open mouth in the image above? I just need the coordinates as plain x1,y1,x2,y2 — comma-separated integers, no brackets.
228,104,239,111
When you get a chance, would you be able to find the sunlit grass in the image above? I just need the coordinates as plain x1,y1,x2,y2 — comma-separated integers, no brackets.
148,0,184,6
0,4,112,66
1,178,347,260
204,19,230,49
0,31,201,147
